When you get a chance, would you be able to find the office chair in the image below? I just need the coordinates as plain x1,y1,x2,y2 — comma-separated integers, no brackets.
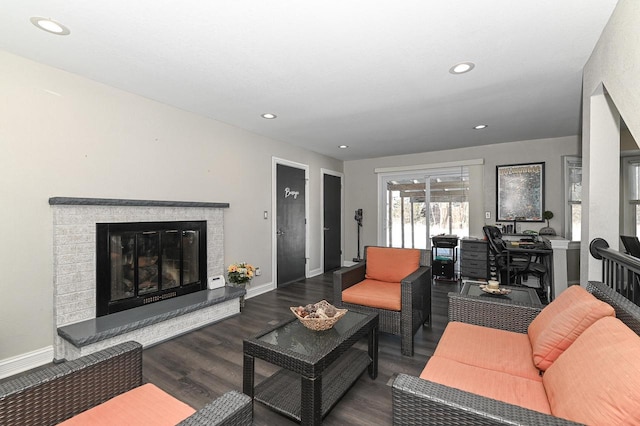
621,235,640,258
483,225,548,300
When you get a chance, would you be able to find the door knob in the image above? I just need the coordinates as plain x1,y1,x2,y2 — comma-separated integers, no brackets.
276,230,285,236
323,227,330,231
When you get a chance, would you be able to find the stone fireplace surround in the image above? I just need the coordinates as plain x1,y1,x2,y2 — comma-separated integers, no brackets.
50,197,242,361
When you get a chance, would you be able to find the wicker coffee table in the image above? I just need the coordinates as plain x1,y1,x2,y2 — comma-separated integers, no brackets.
243,310,378,425
460,280,543,307
448,280,544,334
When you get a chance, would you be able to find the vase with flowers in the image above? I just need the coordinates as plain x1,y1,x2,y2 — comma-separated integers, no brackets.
227,262,255,309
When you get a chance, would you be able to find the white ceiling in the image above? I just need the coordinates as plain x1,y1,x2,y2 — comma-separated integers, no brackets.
0,1,619,161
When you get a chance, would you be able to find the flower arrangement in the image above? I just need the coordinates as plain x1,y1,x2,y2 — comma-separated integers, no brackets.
227,262,255,286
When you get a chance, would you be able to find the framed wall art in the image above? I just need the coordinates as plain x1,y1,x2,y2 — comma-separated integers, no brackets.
496,162,545,222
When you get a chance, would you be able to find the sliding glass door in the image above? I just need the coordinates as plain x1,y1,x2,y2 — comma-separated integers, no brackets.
384,176,428,248
379,168,469,249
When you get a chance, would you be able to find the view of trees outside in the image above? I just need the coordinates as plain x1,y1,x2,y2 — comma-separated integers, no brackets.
430,202,469,238
572,204,582,241
388,191,427,248
567,160,582,241
387,183,469,248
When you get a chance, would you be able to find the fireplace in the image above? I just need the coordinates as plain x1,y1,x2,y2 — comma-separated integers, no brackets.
96,221,207,316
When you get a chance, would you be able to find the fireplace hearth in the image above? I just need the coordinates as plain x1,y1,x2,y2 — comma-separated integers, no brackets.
96,221,207,316
50,197,231,361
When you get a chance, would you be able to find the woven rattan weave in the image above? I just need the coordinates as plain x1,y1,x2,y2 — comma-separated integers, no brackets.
333,247,431,356
391,281,640,425
243,310,378,425
0,341,252,426
290,300,348,331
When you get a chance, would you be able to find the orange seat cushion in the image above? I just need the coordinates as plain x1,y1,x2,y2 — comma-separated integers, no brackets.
543,317,640,425
420,356,551,415
434,322,541,381
342,279,401,311
365,247,420,283
58,383,196,426
528,285,615,371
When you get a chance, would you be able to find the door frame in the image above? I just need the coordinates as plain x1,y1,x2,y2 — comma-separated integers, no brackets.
321,168,344,271
272,157,310,286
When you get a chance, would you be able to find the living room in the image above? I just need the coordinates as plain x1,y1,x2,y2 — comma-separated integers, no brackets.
2,1,640,424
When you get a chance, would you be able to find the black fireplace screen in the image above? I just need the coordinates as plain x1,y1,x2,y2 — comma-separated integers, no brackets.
96,221,206,316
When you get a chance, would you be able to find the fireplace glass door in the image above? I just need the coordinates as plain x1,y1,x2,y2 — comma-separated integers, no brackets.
97,221,207,316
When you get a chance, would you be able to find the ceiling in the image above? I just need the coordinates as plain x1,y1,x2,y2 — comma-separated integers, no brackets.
0,1,619,161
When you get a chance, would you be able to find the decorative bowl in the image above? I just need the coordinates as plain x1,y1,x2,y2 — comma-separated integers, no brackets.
290,300,347,331
479,284,512,295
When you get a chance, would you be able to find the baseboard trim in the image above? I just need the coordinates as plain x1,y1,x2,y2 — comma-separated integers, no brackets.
308,268,323,278
246,282,274,299
0,345,54,380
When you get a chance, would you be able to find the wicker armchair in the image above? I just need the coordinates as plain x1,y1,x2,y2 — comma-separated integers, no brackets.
0,341,252,426
391,281,640,425
333,246,431,356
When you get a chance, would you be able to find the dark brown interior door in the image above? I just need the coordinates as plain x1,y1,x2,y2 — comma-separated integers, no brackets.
324,173,341,272
276,164,306,286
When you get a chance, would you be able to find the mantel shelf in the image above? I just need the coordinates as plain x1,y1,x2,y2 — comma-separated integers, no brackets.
49,197,229,208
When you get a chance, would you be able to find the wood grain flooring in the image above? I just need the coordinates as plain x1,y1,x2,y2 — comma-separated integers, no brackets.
142,274,459,425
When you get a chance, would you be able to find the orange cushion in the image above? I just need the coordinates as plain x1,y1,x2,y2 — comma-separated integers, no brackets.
59,383,196,426
528,285,615,371
420,356,551,415
365,247,420,283
543,317,640,425
434,322,541,381
342,279,401,311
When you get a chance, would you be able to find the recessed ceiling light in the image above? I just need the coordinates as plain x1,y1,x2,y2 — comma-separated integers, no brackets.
261,113,277,119
30,17,70,35
449,62,475,74
473,124,488,130
339,145,349,149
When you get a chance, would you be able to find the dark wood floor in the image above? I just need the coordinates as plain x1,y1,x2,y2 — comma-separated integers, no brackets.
142,274,459,425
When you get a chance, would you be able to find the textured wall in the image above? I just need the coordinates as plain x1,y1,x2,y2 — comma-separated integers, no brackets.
51,203,225,359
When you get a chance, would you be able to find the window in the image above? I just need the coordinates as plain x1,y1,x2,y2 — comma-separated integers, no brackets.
379,168,469,249
628,159,640,236
563,156,582,241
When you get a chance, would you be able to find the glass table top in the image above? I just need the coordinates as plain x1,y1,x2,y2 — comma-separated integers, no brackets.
462,280,541,305
257,310,371,357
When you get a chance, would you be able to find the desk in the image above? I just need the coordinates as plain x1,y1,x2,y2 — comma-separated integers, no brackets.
505,241,554,301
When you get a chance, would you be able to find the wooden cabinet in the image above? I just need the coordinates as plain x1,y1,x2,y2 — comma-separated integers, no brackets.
460,239,489,280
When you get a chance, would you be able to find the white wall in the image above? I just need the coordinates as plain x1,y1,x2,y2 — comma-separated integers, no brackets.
582,0,640,282
343,136,579,257
0,50,342,361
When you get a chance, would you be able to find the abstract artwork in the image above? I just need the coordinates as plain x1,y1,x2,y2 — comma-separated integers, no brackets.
496,162,545,222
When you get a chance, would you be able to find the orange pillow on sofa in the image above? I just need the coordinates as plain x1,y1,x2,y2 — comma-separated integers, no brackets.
528,285,614,371
365,247,420,283
543,317,640,425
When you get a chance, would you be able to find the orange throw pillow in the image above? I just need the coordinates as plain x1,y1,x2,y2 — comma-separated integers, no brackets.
59,383,196,426
365,247,420,283
528,285,614,371
543,317,640,425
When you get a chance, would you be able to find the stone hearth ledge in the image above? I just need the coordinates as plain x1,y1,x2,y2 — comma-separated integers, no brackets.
57,286,245,360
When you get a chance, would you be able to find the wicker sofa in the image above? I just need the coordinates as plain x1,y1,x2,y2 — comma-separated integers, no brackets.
333,246,431,356
392,281,640,425
0,341,252,426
